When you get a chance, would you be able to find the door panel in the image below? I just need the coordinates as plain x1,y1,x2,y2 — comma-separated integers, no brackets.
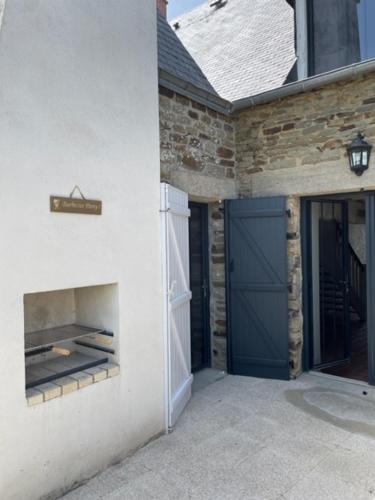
189,203,210,372
366,194,375,385
226,197,289,380
161,183,193,429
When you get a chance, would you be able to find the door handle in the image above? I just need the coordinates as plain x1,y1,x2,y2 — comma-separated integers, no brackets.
202,279,208,299
339,280,350,294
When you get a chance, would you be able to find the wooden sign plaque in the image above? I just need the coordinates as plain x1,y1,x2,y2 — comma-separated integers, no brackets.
50,196,102,215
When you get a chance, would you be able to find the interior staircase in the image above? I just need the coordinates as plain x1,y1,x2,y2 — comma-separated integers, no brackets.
320,244,366,322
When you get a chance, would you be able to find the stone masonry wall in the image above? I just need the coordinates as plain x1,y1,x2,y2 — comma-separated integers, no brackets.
287,196,303,377
209,201,227,369
159,86,237,370
235,73,375,198
159,86,235,187
235,72,375,376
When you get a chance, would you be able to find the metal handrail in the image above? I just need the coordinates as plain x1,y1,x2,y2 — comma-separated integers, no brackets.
348,244,366,321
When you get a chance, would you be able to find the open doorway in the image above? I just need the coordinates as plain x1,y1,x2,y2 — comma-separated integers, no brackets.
308,195,367,383
188,202,211,372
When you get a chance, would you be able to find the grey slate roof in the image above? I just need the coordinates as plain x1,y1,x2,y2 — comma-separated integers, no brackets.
170,0,296,102
157,10,217,96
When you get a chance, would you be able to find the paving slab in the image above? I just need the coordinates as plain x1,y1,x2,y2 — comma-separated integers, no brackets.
282,470,374,500
62,372,375,500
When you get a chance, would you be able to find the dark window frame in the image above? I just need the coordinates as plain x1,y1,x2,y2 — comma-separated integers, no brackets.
306,0,316,77
306,0,375,78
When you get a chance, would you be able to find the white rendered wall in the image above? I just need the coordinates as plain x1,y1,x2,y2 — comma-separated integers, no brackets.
24,288,76,333
0,1,163,499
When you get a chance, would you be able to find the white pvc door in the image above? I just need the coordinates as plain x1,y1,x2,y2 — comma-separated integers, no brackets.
160,183,193,429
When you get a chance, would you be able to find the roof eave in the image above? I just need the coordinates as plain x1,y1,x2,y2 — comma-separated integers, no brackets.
158,68,232,115
232,59,375,112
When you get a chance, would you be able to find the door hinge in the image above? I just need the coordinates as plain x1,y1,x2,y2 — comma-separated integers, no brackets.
229,259,234,272
286,209,292,218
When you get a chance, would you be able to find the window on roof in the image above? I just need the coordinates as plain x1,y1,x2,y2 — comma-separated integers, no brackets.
357,0,375,60
307,0,375,76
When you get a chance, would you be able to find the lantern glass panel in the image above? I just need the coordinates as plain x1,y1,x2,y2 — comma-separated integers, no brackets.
353,151,362,166
363,150,368,165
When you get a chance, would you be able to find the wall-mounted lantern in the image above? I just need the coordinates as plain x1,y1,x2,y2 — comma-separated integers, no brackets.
347,132,372,176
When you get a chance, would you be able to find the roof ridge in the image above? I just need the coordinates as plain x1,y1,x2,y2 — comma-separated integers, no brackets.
170,0,296,101
157,9,224,104
170,0,234,29
170,0,211,23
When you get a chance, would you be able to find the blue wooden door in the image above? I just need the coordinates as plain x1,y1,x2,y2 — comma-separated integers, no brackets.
226,197,290,380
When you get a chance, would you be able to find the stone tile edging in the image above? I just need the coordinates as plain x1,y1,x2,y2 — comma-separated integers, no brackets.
26,362,120,406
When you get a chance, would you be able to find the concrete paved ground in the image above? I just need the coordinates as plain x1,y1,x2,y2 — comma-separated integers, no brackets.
63,372,375,500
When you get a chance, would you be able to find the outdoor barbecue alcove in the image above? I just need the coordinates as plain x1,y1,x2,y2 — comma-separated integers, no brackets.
24,284,119,405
